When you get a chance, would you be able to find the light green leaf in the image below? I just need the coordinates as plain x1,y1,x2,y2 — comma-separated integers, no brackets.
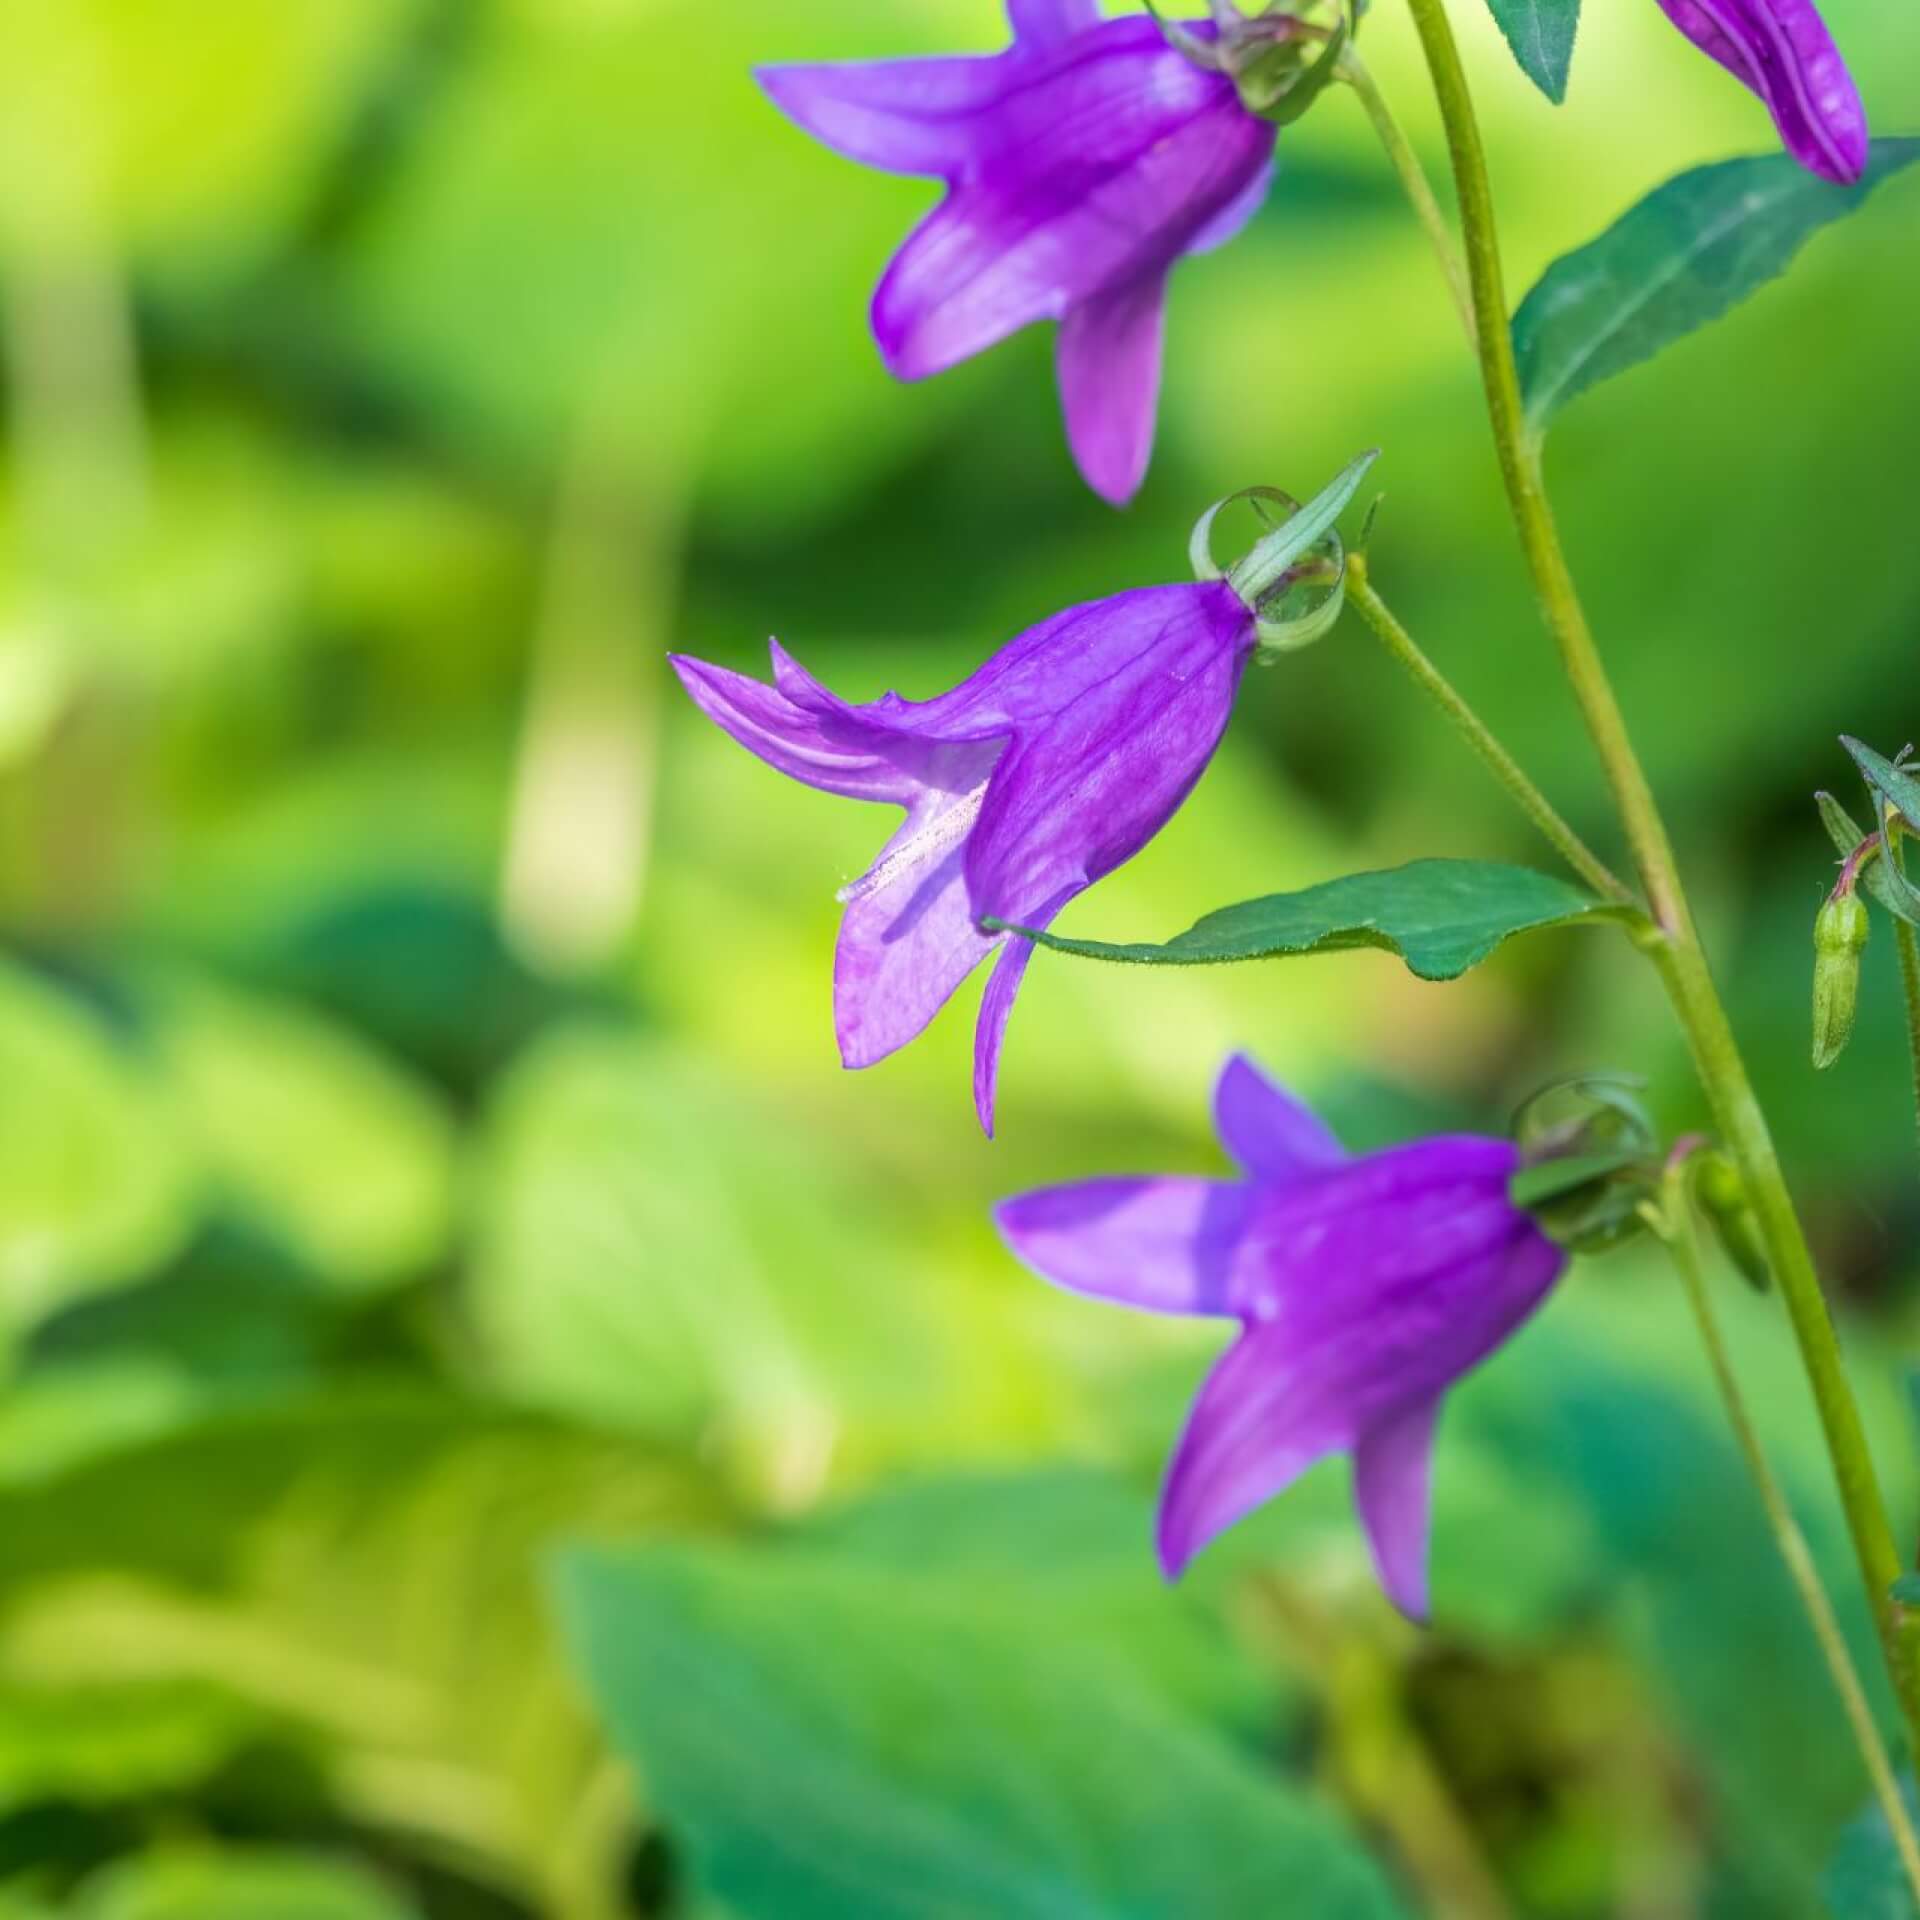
0,960,194,1334
472,1030,1056,1493
1515,141,1920,440
140,976,458,1294
0,1395,725,1901
557,1539,1411,1920
1483,0,1580,104
994,860,1622,979
72,1850,422,1920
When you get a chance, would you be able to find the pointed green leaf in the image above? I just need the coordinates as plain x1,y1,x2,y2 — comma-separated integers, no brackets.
991,860,1625,980
1515,141,1920,440
1483,0,1580,104
1844,738,1920,835
557,1539,1411,1920
1825,1776,1920,1920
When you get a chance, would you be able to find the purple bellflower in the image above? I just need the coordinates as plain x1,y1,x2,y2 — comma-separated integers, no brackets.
996,1056,1567,1617
1654,0,1868,183
758,1,1277,506
670,581,1256,1136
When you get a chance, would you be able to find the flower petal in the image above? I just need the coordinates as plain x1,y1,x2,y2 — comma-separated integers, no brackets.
1008,0,1105,48
835,836,999,1070
872,25,1272,379
1353,1395,1441,1622
670,652,924,803
756,54,1012,177
962,584,1252,925
1211,1054,1348,1186
995,1176,1255,1315
1654,0,1867,183
1055,273,1167,506
972,909,1051,1136
1157,1215,1563,1576
1187,152,1277,255
1157,1326,1355,1578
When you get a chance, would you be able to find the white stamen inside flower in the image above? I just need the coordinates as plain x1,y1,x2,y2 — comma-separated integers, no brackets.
836,778,991,905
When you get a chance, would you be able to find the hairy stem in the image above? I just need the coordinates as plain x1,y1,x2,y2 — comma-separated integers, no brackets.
1892,833,1920,1163
1653,1184,1920,1905
1339,46,1475,342
1402,0,1920,1750
1347,562,1629,901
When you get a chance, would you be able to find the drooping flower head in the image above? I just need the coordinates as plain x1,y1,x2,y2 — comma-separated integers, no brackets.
996,1056,1567,1616
758,1,1280,505
671,582,1256,1135
1654,0,1868,183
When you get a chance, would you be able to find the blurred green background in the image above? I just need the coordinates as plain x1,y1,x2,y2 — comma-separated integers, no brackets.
2,0,1919,1914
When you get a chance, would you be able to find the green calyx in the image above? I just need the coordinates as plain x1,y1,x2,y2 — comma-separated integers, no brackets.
1146,2,1357,127
1509,1073,1662,1254
1190,449,1379,657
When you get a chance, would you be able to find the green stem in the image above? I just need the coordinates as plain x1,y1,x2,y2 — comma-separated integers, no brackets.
1892,833,1920,1163
1652,1182,1920,1906
1347,562,1630,902
1338,46,1476,344
1402,0,1920,1752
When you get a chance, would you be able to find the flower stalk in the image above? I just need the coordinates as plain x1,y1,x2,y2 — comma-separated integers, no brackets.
1646,1168,1920,1907
1400,0,1920,1751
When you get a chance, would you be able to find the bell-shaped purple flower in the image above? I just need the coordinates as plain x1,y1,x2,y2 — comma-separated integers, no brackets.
758,1,1277,506
670,581,1255,1134
996,1056,1567,1617
1654,0,1867,184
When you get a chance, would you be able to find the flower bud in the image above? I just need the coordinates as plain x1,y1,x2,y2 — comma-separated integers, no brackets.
1811,892,1869,1071
1691,1150,1771,1293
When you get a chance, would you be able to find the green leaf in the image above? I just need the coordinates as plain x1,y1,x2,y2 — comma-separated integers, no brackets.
71,1850,423,1920
0,1395,725,1901
1844,738,1920,836
0,961,195,1335
1482,0,1581,104
1825,1777,1920,1920
557,1539,1411,1920
1514,141,1920,440
993,860,1621,980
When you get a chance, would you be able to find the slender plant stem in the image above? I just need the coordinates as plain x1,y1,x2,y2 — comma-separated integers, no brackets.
1892,832,1920,1161
1338,47,1476,343
1400,0,1920,1750
1347,561,1630,903
1653,1184,1920,1906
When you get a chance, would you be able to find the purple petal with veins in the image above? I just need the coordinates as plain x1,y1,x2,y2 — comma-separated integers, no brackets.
759,7,1276,503
669,580,1253,1134
997,1056,1568,1615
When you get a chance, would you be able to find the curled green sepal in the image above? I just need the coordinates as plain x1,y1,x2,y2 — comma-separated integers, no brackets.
1143,1,1225,68
1817,792,1913,925
1241,6,1351,125
1842,737,1920,922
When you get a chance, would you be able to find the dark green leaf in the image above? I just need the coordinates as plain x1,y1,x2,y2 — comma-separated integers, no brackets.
558,1540,1411,1920
1483,0,1580,104
993,860,1622,980
1515,141,1920,439
1891,1575,1920,1608
1844,738,1920,835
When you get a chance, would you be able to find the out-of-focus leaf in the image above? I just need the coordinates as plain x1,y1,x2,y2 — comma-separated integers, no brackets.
1515,142,1920,439
0,960,194,1334
137,976,457,1294
996,860,1622,979
0,1396,727,1903
0,0,421,291
800,1471,1267,1734
1482,0,1581,104
472,1028,1059,1495
558,1538,1412,1920
72,1849,422,1920
1825,1777,1920,1920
